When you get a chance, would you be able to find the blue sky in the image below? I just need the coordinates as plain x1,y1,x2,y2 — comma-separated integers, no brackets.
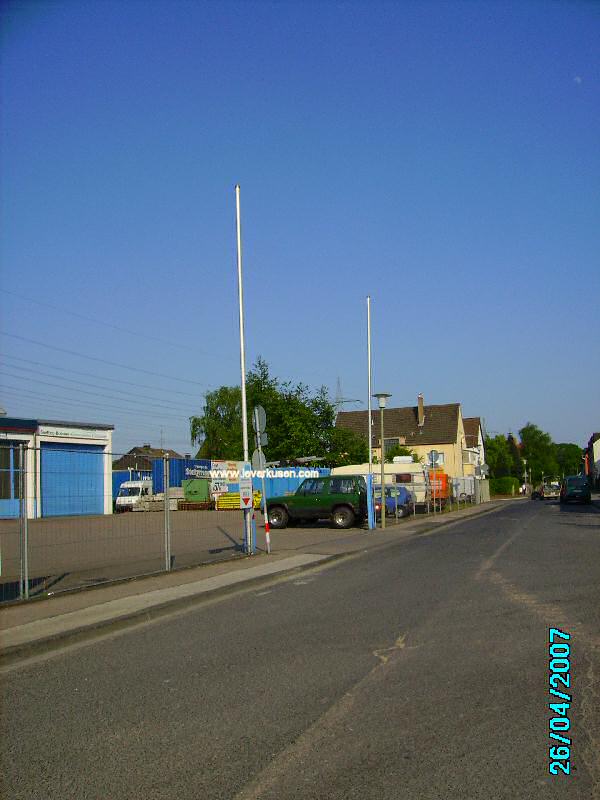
1,0,599,454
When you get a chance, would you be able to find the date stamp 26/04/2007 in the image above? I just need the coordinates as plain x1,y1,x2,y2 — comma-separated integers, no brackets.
548,628,572,776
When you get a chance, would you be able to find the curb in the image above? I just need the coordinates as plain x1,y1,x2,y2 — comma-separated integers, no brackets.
0,553,349,667
0,502,508,667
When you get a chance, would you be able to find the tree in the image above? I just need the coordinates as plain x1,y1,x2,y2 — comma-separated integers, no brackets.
190,358,368,465
554,443,583,477
485,435,513,478
507,433,524,479
519,423,559,483
326,427,368,467
191,385,243,459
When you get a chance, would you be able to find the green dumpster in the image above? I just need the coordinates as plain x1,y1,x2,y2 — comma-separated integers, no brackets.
182,479,210,502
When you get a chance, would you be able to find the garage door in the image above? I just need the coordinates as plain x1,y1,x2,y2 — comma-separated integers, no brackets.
41,443,105,517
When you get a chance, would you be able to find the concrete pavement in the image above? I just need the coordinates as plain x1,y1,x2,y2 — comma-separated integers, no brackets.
0,499,519,663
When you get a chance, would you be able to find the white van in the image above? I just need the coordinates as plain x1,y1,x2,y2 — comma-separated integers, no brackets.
331,457,430,506
115,480,153,512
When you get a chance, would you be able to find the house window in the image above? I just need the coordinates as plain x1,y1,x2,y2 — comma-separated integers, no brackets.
395,473,413,483
383,438,401,455
0,446,9,499
0,443,22,500
429,451,445,467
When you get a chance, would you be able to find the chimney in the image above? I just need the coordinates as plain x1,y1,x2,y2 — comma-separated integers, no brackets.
417,394,425,427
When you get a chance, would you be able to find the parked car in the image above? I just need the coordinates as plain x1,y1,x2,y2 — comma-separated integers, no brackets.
541,482,560,500
374,485,414,518
560,475,592,505
115,479,153,512
267,475,367,529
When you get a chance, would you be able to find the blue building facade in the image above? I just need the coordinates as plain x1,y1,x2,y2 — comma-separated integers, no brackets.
0,418,114,519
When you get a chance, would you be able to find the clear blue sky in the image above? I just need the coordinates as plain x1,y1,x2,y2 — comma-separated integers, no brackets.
1,0,599,455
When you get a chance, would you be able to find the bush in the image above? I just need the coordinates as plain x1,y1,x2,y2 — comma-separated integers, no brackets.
490,477,520,496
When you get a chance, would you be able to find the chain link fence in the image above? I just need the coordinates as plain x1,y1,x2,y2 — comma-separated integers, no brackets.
0,446,250,604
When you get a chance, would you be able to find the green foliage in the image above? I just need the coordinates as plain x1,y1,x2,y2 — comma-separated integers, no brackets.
554,443,583,477
326,427,369,467
519,423,559,483
490,477,520,495
191,385,242,459
484,423,582,485
506,434,523,478
190,358,368,466
384,445,416,463
485,435,513,478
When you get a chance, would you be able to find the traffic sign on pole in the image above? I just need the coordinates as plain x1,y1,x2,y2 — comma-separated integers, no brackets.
252,405,267,434
251,449,266,471
252,405,271,554
238,462,253,510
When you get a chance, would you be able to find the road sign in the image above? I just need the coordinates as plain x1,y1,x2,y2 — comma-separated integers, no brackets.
252,405,267,434
238,462,253,509
254,431,268,448
251,449,266,471
429,449,439,465
210,459,235,496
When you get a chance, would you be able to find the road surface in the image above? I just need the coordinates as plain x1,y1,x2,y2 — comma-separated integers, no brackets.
2,499,599,799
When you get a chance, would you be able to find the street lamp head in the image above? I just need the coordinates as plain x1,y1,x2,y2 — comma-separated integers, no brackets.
373,392,392,409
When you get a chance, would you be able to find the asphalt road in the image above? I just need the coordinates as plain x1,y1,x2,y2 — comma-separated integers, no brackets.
2,499,599,799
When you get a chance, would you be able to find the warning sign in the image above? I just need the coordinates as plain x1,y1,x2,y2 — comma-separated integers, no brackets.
238,462,253,509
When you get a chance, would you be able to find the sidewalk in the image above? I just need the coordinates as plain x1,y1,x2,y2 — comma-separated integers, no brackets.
0,500,508,663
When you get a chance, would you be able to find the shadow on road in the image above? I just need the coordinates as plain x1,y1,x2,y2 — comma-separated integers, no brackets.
558,503,598,514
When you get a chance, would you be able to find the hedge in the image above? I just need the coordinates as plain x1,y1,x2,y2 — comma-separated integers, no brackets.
490,477,521,496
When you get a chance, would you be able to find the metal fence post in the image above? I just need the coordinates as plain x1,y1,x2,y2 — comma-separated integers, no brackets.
164,454,171,571
19,444,29,600
23,445,29,599
19,444,24,600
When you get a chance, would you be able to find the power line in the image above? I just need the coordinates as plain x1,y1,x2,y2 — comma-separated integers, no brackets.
0,353,203,399
0,362,195,412
0,384,191,422
0,331,209,386
1,289,182,351
0,391,195,447
0,370,193,414
1,288,239,364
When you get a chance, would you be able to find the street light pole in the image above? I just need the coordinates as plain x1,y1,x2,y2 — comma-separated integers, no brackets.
367,296,373,478
235,184,252,554
373,392,391,530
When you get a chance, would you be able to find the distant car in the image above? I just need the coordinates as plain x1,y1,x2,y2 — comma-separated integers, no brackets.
374,485,415,519
560,475,592,505
541,483,560,500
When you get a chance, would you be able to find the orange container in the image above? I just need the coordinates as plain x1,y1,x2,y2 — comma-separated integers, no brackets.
428,470,450,499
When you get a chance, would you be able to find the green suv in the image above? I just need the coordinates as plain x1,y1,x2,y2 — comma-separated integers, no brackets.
267,475,367,529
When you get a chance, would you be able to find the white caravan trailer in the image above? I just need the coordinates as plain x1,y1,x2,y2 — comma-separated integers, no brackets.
331,457,430,506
